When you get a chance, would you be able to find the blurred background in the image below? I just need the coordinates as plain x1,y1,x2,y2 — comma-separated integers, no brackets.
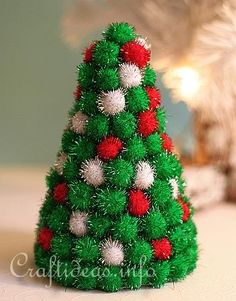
1,0,236,208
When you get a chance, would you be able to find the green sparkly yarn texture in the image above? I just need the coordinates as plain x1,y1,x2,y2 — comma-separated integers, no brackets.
112,112,137,139
51,234,73,258
86,114,109,141
67,137,95,163
96,68,119,91
143,66,157,86
88,215,111,238
63,158,78,182
126,87,149,113
69,91,98,116
104,22,136,45
149,179,173,206
95,188,127,216
104,158,134,188
142,211,167,240
68,181,94,211
74,237,99,263
127,240,153,265
77,63,95,89
34,22,198,292
46,168,63,190
157,107,167,132
112,215,138,242
145,133,162,155
124,135,147,161
93,40,120,67
48,206,70,233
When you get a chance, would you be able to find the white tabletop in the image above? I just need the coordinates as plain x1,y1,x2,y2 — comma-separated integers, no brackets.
1,167,236,301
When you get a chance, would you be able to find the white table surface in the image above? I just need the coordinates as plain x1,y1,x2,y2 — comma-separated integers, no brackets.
1,167,236,301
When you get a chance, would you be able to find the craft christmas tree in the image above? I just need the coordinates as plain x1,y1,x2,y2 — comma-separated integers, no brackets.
34,22,198,292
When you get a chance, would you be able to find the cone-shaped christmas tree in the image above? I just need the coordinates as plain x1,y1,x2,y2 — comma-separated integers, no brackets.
34,22,198,292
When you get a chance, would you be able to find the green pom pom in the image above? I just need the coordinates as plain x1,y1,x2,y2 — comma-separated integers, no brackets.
75,266,97,289
126,87,149,113
104,22,136,45
34,244,50,269
38,195,55,228
99,267,122,292
124,135,146,161
93,40,120,67
157,107,166,132
96,188,127,216
160,200,183,227
168,255,188,281
142,211,167,240
52,260,75,287
149,261,170,288
112,112,136,139
145,133,162,155
178,177,186,194
63,158,78,182
67,137,95,163
61,130,78,153
143,66,156,86
68,181,94,211
149,179,172,206
74,237,99,263
69,91,98,116
185,241,198,274
51,234,73,258
104,158,134,188
86,114,109,141
96,68,119,91
46,168,63,191
124,267,148,289
88,215,111,238
170,221,197,255
48,206,70,233
153,152,182,179
127,239,153,265
77,63,95,89
113,215,138,242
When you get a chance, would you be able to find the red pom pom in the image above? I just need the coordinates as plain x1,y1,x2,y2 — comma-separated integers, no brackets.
145,87,161,109
38,227,53,251
120,41,150,68
161,133,173,152
73,85,82,100
178,198,190,222
83,42,96,63
97,136,123,160
128,189,150,217
138,110,158,137
52,183,68,203
152,238,172,260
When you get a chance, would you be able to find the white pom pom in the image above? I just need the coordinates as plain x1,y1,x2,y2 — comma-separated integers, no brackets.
70,111,88,134
54,152,67,175
101,239,124,266
135,36,151,50
134,161,154,189
80,158,104,186
119,63,142,88
98,89,125,115
69,211,88,237
169,178,179,199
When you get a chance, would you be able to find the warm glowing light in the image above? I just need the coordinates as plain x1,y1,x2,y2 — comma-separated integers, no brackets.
173,67,200,98
163,66,201,106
